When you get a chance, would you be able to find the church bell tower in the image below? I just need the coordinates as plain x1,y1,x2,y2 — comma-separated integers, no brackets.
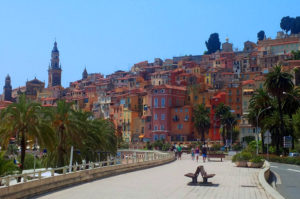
3,74,12,101
48,41,62,87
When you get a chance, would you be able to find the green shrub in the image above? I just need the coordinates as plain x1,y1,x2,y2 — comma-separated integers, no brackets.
18,153,42,170
232,143,242,151
162,143,171,151
0,151,18,177
269,146,276,154
211,144,221,151
232,151,252,162
243,136,255,144
119,141,129,149
263,154,300,166
250,155,264,163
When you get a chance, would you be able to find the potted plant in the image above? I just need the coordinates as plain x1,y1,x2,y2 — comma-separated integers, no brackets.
247,156,264,168
232,151,252,167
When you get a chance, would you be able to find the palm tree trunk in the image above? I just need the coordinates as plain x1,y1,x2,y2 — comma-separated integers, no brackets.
57,127,65,168
18,130,26,182
201,128,205,144
222,128,226,146
276,129,280,155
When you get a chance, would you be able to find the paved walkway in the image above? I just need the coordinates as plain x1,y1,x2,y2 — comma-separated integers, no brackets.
37,154,272,199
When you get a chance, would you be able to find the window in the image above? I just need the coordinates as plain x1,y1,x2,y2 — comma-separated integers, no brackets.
154,114,158,120
180,108,183,113
169,98,172,106
154,98,158,107
154,134,159,141
154,126,158,131
161,98,165,107
177,124,183,130
194,95,198,100
161,125,165,130
184,115,189,121
161,89,165,93
161,114,165,120
120,99,125,104
175,108,178,112
160,134,166,140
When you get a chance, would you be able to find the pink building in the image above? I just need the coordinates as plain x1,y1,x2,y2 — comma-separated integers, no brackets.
146,84,186,141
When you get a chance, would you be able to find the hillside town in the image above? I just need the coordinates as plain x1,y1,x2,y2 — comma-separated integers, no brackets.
1,31,300,145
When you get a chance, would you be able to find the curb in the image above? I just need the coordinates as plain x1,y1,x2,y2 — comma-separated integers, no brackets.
258,161,285,199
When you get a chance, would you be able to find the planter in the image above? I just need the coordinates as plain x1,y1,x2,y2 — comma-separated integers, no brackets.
247,161,264,168
235,161,248,167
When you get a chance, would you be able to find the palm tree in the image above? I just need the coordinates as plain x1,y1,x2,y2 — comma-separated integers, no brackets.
263,110,292,154
265,65,294,139
248,88,273,152
292,108,300,141
72,111,117,163
215,103,231,145
220,111,237,147
193,104,210,144
282,87,300,149
50,100,82,167
0,94,54,174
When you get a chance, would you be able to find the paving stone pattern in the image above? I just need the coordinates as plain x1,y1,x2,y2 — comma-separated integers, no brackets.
37,154,272,199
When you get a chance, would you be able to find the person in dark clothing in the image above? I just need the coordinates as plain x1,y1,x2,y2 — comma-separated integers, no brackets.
202,145,207,162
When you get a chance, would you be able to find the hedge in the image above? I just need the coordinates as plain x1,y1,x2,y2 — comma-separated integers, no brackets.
262,154,300,165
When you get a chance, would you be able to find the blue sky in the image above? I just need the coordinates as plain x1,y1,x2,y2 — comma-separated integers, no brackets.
0,0,299,92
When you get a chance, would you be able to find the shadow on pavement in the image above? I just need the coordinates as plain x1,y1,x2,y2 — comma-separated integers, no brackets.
187,182,219,187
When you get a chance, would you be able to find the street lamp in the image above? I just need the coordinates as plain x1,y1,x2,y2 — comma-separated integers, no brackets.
256,106,272,155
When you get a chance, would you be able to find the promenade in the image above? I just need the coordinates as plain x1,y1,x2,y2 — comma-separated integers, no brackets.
37,154,272,199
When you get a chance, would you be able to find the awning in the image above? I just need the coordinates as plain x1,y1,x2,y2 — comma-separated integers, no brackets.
243,89,254,92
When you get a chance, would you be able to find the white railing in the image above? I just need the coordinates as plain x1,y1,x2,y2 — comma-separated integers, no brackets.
0,150,173,187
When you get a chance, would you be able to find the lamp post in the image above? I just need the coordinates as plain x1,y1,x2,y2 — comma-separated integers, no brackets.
256,106,272,155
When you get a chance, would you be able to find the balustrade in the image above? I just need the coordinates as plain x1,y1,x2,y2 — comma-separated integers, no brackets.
0,150,173,188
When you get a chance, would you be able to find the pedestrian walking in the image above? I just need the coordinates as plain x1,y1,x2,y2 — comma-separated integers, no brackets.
173,144,178,159
195,147,200,162
191,148,195,161
202,145,207,162
177,144,182,160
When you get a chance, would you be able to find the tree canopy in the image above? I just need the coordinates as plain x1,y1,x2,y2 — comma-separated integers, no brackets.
280,16,293,34
280,16,300,34
257,30,265,41
193,104,210,143
205,33,221,54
